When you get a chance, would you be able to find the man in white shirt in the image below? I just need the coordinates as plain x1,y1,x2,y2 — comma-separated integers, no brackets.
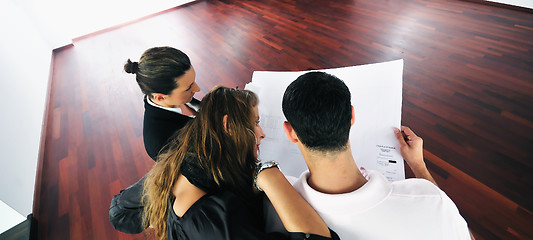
274,71,472,240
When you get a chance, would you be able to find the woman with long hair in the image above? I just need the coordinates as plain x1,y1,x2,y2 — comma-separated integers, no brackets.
143,86,338,240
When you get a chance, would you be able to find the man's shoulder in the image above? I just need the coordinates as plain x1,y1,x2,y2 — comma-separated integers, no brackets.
390,177,443,197
287,171,310,191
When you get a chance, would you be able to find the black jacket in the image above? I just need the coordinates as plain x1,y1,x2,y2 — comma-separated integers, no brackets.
143,97,192,160
167,192,340,240
109,98,193,233
110,98,340,239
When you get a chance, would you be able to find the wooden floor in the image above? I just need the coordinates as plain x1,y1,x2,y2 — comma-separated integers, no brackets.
35,0,533,239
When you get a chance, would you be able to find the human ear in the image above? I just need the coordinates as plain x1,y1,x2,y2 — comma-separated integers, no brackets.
152,93,165,102
223,115,229,132
283,121,299,143
350,105,355,126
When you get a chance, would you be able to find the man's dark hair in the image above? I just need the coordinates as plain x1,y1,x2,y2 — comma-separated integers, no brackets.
282,71,352,152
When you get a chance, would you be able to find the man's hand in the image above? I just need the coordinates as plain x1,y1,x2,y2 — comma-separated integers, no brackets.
394,126,437,186
394,126,424,170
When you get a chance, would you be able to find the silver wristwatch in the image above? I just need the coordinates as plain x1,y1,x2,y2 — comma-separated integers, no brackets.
254,161,280,192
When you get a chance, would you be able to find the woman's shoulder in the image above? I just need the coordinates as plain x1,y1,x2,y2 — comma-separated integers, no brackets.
181,191,242,216
168,192,253,239
180,158,220,193
171,182,242,222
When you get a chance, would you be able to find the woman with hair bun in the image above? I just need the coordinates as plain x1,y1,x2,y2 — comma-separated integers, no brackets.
110,47,202,234
124,46,201,160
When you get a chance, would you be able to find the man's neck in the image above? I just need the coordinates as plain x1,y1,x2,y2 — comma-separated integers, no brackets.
302,143,367,194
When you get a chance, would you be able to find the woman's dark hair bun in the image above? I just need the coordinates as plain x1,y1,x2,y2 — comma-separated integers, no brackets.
124,59,139,74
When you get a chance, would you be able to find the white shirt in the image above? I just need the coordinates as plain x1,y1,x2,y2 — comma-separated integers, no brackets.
146,96,197,117
266,170,471,240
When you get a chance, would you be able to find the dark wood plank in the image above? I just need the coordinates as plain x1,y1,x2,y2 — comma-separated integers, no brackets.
35,0,533,239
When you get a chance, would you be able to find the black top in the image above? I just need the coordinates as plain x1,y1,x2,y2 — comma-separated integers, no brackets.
109,98,194,234
112,98,340,239
167,192,340,240
143,97,192,160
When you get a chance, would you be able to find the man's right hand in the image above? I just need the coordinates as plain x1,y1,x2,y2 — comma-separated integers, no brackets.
394,126,437,186
394,126,424,170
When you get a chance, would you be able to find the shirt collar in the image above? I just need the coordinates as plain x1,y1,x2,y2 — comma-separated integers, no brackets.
145,96,198,118
296,169,392,213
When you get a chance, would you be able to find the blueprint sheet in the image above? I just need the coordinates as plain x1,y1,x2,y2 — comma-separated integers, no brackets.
245,59,405,182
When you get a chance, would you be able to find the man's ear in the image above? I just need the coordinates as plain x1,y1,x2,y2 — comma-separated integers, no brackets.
283,121,299,143
152,93,166,102
351,105,355,126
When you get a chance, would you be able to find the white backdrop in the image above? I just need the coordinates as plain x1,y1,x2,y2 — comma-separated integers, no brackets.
0,0,194,232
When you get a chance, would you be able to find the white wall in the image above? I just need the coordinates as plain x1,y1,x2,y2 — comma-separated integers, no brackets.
0,200,26,234
488,0,533,9
0,0,53,219
0,0,194,233
18,0,195,48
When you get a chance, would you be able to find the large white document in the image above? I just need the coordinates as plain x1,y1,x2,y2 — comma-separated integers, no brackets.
245,59,405,181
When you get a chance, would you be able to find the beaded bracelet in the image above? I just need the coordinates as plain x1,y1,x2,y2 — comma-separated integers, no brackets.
254,161,280,192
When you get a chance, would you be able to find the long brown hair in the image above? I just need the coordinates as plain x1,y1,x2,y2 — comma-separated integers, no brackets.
142,86,259,240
